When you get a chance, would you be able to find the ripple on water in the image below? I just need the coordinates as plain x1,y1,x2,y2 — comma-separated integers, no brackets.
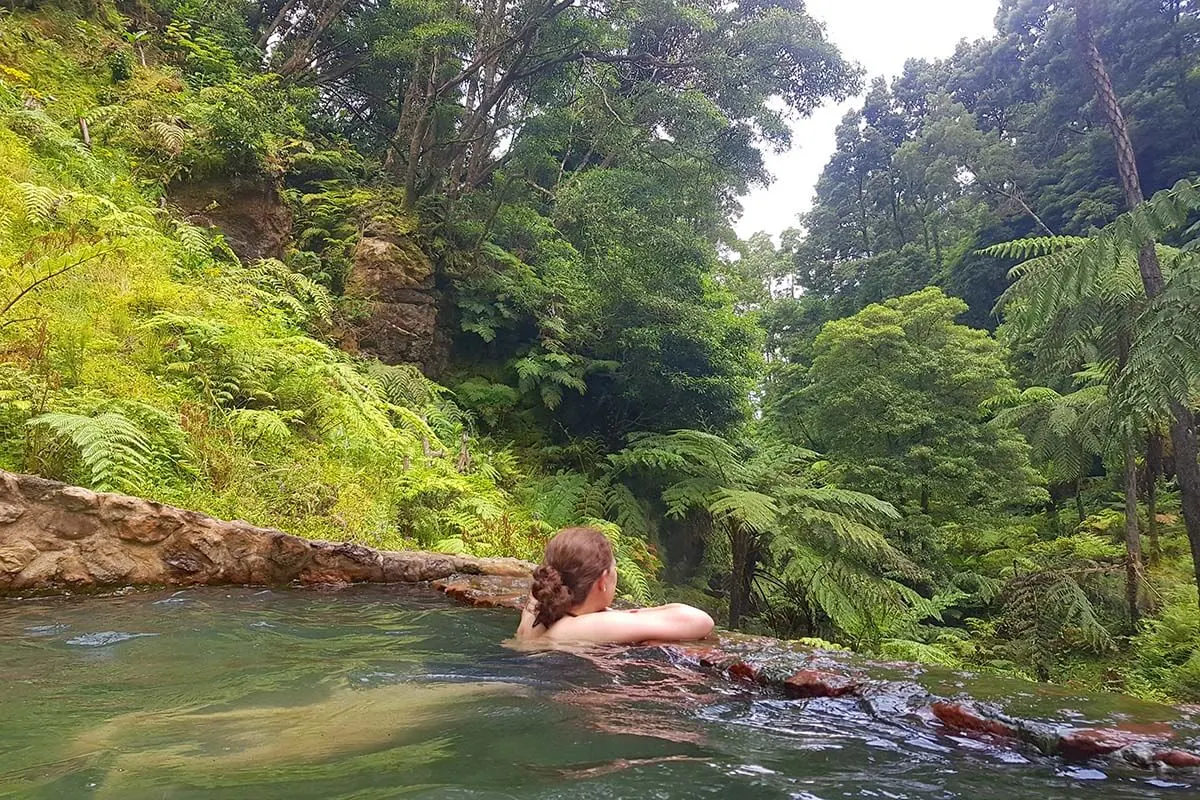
5,587,1200,799
65,631,159,647
151,592,198,606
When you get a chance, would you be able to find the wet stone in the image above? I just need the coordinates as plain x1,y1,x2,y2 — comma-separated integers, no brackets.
432,573,530,610
782,669,862,699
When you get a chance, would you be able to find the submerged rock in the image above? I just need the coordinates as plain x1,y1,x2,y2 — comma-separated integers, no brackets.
930,700,1019,739
650,635,1200,776
432,573,530,609
782,669,862,699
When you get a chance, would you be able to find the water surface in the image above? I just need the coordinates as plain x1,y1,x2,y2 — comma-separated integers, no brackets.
1,586,1195,798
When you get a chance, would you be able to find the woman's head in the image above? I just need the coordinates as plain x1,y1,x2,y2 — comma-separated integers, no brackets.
530,527,616,629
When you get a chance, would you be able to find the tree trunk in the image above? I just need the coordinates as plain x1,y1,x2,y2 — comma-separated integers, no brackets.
1046,494,1063,537
278,0,351,77
728,523,754,630
857,174,871,255
1146,433,1162,565
385,76,422,176
1076,0,1200,607
402,53,438,209
1169,407,1200,598
1075,473,1087,523
1123,440,1143,625
258,0,302,51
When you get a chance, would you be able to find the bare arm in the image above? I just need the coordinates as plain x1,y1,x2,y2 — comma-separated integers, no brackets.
515,600,539,639
547,603,714,644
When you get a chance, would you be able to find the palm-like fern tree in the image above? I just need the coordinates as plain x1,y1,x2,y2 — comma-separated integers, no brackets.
990,182,1200,613
986,374,1153,622
610,429,904,633
986,382,1110,524
1072,0,1200,609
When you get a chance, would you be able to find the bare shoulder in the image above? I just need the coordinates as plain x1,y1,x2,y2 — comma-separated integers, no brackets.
545,604,714,645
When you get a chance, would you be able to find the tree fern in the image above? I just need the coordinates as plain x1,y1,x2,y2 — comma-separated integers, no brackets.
996,178,1200,426
980,235,1088,260
613,430,903,632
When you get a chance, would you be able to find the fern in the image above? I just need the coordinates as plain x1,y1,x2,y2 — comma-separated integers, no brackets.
371,363,440,409
175,221,213,262
28,410,153,493
980,235,1088,260
221,258,334,326
996,178,1200,433
149,120,189,155
16,181,59,223
227,408,295,448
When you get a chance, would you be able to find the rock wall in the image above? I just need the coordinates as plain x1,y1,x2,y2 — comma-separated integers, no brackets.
0,470,531,596
170,178,293,263
343,222,451,375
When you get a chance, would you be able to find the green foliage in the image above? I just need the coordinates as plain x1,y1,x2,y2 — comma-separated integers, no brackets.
5,0,1200,704
1130,587,1200,701
521,469,659,603
801,287,1045,519
612,429,917,644
0,14,547,563
28,402,181,493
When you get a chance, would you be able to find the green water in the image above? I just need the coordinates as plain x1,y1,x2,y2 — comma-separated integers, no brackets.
0,587,1195,798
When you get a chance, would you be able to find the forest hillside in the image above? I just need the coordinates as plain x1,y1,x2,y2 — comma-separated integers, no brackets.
2,0,1200,701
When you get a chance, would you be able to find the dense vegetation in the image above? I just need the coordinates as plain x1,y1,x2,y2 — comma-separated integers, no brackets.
2,0,1200,701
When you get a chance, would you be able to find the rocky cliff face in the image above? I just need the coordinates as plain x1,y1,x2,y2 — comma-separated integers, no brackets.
170,178,293,263
0,470,530,595
343,222,451,375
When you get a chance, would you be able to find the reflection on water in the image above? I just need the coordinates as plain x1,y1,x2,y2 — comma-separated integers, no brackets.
0,585,1196,799
71,681,522,795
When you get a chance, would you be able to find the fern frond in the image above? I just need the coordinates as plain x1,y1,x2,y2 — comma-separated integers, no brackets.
16,182,59,223
28,410,153,492
227,408,295,448
980,235,1088,260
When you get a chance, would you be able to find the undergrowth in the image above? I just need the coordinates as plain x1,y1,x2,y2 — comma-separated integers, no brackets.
0,7,659,600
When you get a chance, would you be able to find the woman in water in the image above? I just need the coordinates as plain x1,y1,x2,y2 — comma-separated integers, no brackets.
516,527,715,644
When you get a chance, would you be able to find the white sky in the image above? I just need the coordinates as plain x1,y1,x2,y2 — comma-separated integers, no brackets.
735,0,1001,239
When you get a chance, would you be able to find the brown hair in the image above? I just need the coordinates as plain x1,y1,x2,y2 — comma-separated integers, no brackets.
531,527,614,629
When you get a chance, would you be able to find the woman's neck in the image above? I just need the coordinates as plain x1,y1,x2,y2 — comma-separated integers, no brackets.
569,592,607,617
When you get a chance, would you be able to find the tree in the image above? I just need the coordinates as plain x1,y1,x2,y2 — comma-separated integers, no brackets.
990,180,1200,611
800,288,1045,523
610,430,903,632
986,384,1109,525
1073,0,1200,608
271,0,860,207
